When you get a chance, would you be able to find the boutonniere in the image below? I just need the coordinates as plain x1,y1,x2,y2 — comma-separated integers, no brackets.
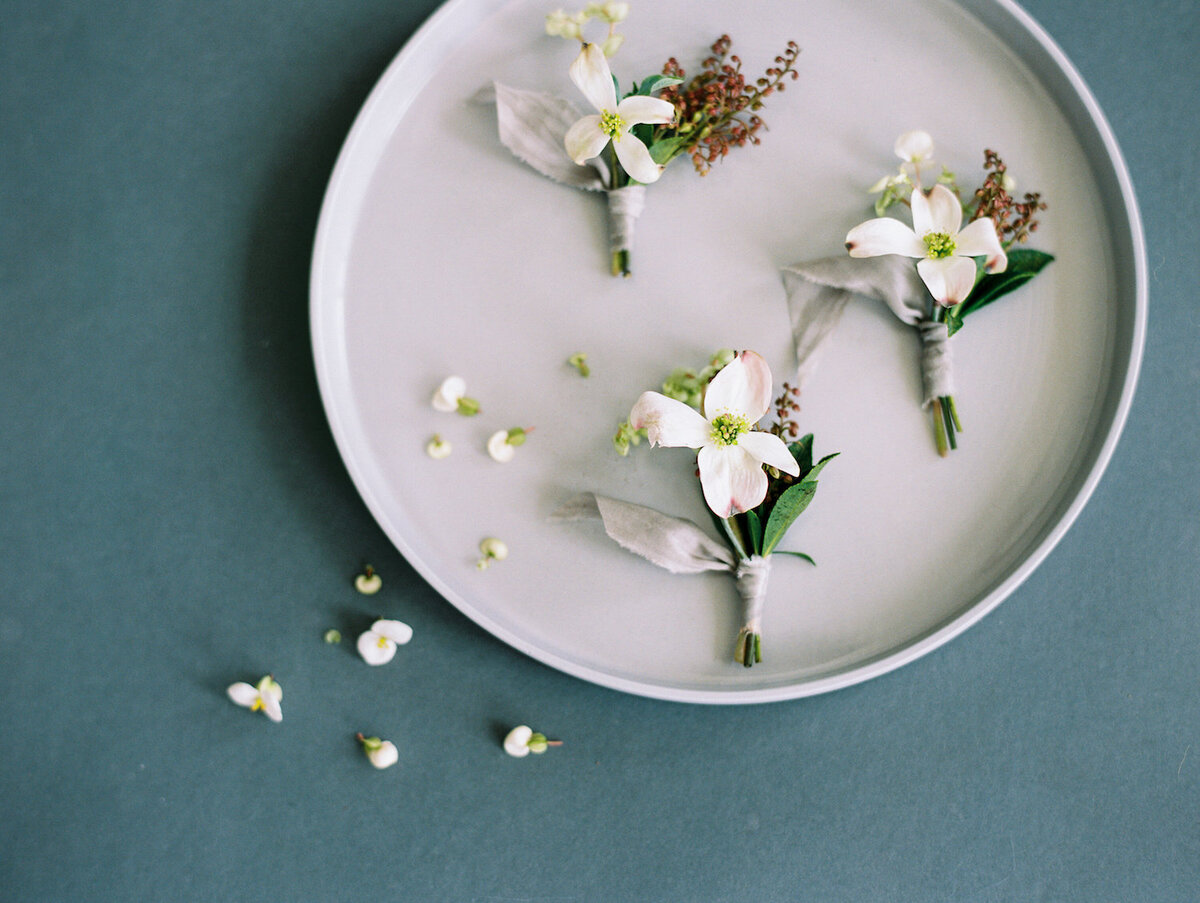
489,5,800,276
556,351,835,667
784,131,1052,455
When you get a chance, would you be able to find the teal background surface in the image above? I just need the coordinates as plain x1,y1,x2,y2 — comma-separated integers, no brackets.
2,1,1197,900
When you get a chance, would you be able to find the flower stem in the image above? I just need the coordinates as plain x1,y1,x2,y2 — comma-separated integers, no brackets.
611,248,630,277
735,629,762,667
932,398,949,457
946,394,962,432
941,396,958,451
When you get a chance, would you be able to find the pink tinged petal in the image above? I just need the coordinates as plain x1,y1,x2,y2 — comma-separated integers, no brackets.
564,115,609,164
568,43,616,112
917,256,979,307
698,445,769,517
845,218,925,259
954,218,1008,272
612,131,663,184
261,692,282,723
737,430,800,476
227,682,259,707
921,184,964,235
704,350,773,422
616,94,674,126
372,619,413,645
629,391,711,448
357,630,397,666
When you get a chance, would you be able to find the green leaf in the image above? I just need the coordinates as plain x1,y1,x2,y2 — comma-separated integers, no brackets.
633,74,683,96
961,248,1055,317
760,451,838,556
772,550,816,566
744,509,763,556
648,136,687,165
945,303,964,337
788,434,814,475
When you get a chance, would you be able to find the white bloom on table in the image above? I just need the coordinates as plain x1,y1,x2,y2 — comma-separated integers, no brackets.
357,734,399,769
227,675,283,723
629,350,800,518
503,725,559,757
431,376,480,415
845,183,1008,307
357,618,413,665
563,43,674,185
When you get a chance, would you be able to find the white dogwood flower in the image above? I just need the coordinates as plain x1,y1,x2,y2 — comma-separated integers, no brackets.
563,43,674,185
227,675,283,723
357,619,413,665
845,183,1008,306
629,351,799,517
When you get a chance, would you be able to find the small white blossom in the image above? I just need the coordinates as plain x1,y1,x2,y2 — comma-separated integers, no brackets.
357,618,413,665
563,44,674,184
354,567,382,595
545,9,588,40
431,377,480,415
357,734,399,769
426,434,452,459
476,537,508,570
846,183,1008,307
227,675,283,722
629,351,799,517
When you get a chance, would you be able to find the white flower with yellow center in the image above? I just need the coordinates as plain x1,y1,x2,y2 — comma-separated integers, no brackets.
357,618,413,666
629,351,800,517
563,43,674,185
227,675,283,723
845,183,1008,307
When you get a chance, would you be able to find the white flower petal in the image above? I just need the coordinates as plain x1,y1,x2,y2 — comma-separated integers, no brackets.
894,130,933,162
918,184,963,236
629,391,711,448
372,619,413,645
568,43,617,112
431,376,465,412
698,445,768,517
612,131,663,184
504,725,533,757
564,115,609,164
917,256,979,307
487,430,515,462
367,740,399,769
737,430,800,476
703,351,773,422
845,217,925,258
954,217,1008,273
261,692,282,722
616,94,674,126
357,630,397,665
227,682,259,708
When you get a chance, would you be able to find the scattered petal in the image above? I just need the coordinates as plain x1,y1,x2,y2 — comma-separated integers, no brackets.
487,430,516,463
354,568,382,595
504,725,533,757
431,376,465,412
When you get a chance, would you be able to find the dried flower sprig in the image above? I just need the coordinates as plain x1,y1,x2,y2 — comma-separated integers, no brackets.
654,36,802,175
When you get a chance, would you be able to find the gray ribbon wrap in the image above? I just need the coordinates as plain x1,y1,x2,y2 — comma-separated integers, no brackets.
551,493,771,632
781,255,954,406
486,82,645,260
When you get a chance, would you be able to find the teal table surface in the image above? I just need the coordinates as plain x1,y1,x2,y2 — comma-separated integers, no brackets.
2,1,1197,900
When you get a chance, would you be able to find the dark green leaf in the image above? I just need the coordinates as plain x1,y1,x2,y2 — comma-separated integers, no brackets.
745,509,763,556
961,248,1055,317
634,74,683,96
788,434,814,475
772,550,816,566
945,303,964,337
760,451,838,555
631,122,654,147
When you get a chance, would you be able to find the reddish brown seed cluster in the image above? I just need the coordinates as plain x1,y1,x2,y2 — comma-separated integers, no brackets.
657,37,801,175
769,382,803,440
972,149,1047,245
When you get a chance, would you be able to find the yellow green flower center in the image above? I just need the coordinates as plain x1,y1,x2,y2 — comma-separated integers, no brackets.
923,231,956,259
599,109,625,140
710,413,751,447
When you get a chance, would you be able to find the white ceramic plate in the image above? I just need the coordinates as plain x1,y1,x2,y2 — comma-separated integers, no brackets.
311,0,1145,703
